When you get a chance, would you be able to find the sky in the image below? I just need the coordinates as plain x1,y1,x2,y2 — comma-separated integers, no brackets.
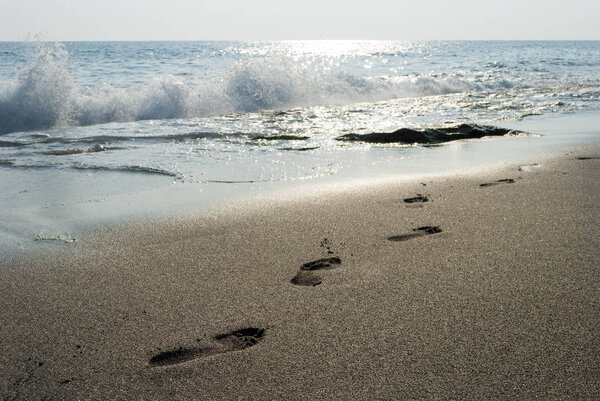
0,0,599,41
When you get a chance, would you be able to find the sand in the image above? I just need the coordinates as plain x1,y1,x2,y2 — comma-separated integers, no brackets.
1,143,599,400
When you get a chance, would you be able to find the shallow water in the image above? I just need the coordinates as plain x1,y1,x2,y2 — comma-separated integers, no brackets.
1,41,599,253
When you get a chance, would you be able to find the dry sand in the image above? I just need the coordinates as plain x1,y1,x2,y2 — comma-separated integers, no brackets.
1,143,599,400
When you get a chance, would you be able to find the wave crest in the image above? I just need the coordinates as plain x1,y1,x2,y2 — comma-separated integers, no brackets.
0,44,515,135
0,43,73,134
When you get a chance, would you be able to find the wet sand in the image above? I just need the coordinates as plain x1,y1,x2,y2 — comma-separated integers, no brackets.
1,143,599,400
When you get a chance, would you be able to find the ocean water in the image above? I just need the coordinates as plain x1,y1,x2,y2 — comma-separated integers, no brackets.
1,41,599,251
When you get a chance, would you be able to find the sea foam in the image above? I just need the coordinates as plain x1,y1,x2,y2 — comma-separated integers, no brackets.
0,43,504,135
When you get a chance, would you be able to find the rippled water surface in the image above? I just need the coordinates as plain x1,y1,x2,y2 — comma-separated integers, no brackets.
1,40,599,182
0,41,599,250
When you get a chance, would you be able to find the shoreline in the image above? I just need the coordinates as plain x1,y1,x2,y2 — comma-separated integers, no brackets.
1,141,599,399
5,135,599,262
2,110,600,256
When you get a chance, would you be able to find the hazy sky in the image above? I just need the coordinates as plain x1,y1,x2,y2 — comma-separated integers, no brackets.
1,0,599,41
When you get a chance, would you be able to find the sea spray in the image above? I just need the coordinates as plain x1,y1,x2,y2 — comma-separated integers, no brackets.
0,43,73,134
0,43,528,135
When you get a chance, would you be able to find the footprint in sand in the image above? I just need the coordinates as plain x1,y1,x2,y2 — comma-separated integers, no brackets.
290,271,323,286
403,195,429,204
320,238,335,254
388,226,442,242
214,327,266,350
149,346,214,367
290,257,341,286
479,178,515,187
300,256,341,271
149,327,265,367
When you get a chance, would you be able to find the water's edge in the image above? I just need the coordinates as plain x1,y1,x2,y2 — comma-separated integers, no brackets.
2,110,598,258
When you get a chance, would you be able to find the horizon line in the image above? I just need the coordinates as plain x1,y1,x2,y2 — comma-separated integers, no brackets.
1,38,599,43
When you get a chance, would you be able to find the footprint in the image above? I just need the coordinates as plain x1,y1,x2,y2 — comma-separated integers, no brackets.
149,346,215,367
403,195,429,203
149,327,266,367
291,257,341,286
388,226,442,242
290,271,322,286
300,256,341,271
479,178,515,187
320,238,335,254
214,327,266,351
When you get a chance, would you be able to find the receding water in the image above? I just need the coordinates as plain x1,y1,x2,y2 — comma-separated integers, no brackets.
0,41,599,252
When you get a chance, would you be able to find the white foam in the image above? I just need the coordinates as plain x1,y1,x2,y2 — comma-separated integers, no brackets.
0,44,512,135
0,43,73,133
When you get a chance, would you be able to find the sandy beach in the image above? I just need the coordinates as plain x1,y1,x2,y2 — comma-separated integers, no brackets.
1,142,599,400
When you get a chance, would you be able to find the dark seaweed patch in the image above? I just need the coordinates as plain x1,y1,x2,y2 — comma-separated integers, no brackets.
336,124,523,145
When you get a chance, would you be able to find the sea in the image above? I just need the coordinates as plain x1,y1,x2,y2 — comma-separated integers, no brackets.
1,41,599,252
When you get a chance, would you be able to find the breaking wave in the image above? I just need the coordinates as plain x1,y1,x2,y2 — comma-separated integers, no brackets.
0,43,517,135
